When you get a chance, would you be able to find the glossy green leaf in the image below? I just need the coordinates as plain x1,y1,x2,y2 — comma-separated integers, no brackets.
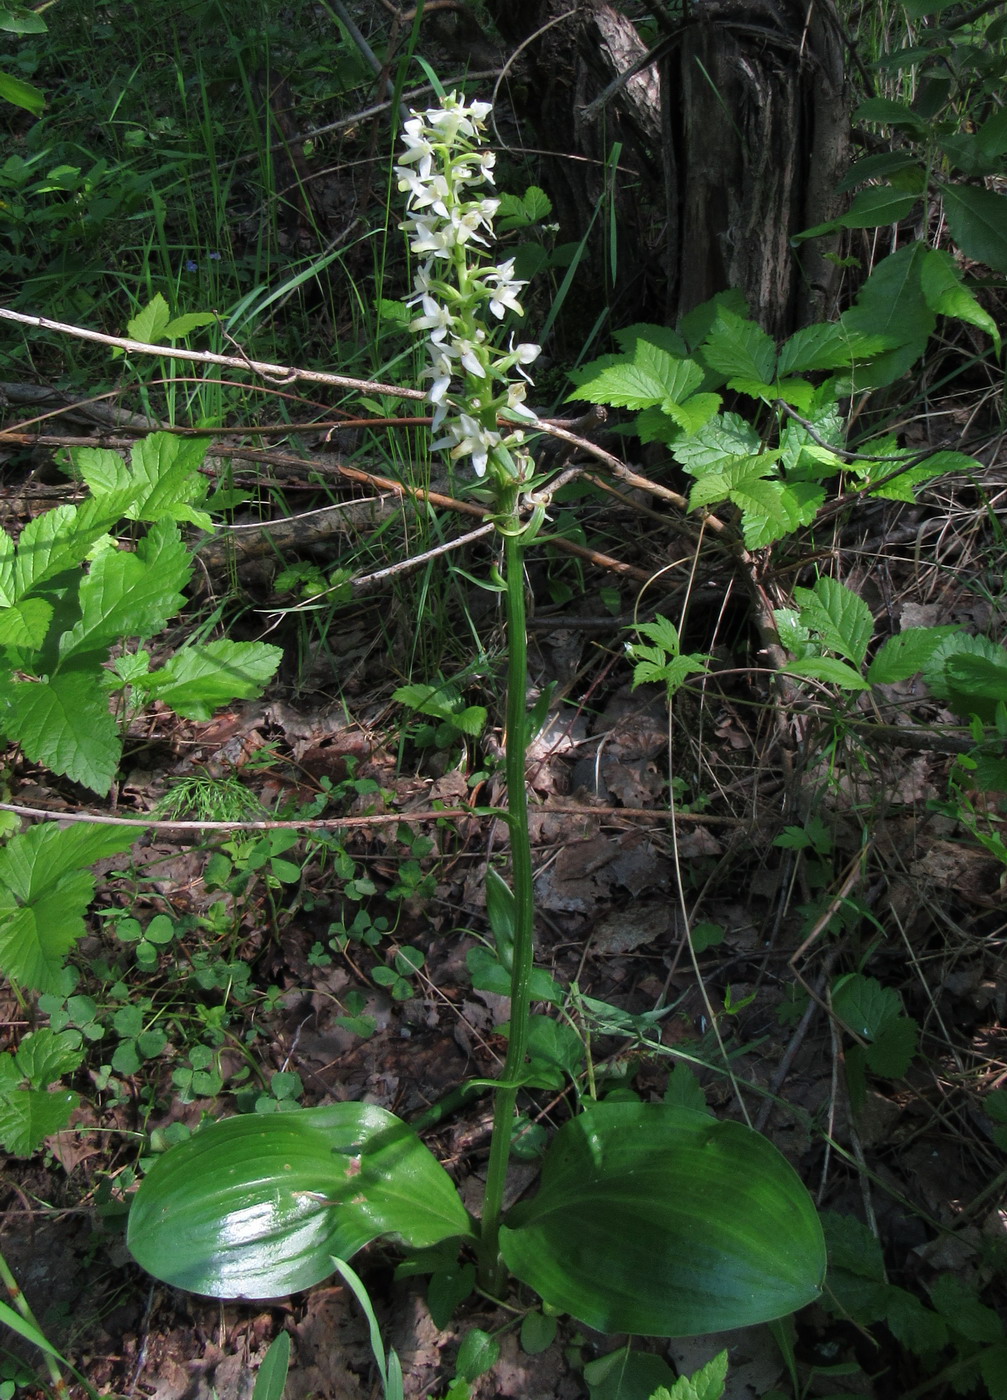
499,1103,825,1336
128,1105,474,1298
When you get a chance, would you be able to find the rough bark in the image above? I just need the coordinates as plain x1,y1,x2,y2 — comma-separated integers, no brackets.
482,0,851,338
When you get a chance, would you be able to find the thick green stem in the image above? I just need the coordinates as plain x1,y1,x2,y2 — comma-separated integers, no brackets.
477,514,536,1291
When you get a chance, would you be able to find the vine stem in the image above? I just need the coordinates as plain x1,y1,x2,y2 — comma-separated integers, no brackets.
477,511,536,1291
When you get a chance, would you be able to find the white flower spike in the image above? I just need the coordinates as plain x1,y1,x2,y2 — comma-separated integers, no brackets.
397,92,542,486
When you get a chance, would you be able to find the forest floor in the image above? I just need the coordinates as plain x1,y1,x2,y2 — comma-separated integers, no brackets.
1,393,1006,1400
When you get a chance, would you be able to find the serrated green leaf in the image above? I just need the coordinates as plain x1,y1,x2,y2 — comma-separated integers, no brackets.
783,657,871,690
143,640,282,720
671,412,761,474
59,519,192,663
634,615,682,656
832,973,903,1039
919,246,1001,352
69,446,132,496
0,528,14,607
12,493,135,598
865,1017,918,1077
840,244,935,389
821,1210,885,1280
163,311,217,339
126,293,172,345
661,391,722,435
930,1275,1003,1343
0,1085,79,1156
14,1027,85,1088
584,1348,678,1400
793,577,874,667
701,309,776,383
0,822,140,903
650,1350,728,1400
451,705,487,737
980,1343,1007,1400
853,98,929,135
867,627,959,684
128,432,211,520
799,185,919,239
614,323,690,359
0,597,53,649
884,1285,947,1356
687,453,780,512
570,343,704,410
4,672,120,794
941,182,1007,274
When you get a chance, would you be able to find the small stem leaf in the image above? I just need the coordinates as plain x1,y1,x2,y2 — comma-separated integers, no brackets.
251,1331,290,1400
499,1102,825,1337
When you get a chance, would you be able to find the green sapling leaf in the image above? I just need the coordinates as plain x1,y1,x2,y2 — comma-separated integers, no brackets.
0,822,140,990
455,1329,500,1383
650,1349,728,1400
867,626,959,684
831,973,903,1039
792,577,873,668
125,293,172,346
143,639,282,719
940,182,1007,274
700,308,776,384
4,671,122,794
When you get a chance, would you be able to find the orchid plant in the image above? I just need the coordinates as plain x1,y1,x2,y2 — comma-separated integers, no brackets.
125,89,826,1346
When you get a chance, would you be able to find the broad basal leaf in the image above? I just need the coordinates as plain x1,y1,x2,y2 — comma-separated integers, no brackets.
700,309,776,384
143,640,282,720
127,1105,474,1298
59,519,192,662
4,671,121,794
779,323,891,376
500,1102,825,1336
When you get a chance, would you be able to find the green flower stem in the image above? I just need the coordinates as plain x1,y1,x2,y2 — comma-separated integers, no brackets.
0,1247,69,1398
478,504,536,1292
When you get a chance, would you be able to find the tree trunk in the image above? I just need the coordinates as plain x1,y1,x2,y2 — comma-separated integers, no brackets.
482,0,851,339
